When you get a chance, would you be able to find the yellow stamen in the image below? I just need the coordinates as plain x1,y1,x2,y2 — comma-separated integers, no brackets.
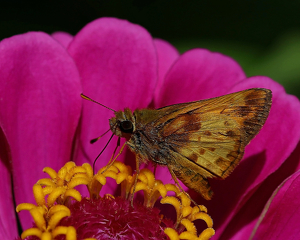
198,228,216,240
41,186,54,196
161,196,181,221
93,173,106,185
48,210,70,229
131,169,167,207
64,188,82,202
179,231,196,239
68,176,89,189
86,170,107,199
17,161,215,240
43,167,57,179
37,178,56,187
48,204,70,216
180,219,197,234
33,184,46,206
16,203,38,212
21,228,43,239
29,208,47,229
57,166,68,180
52,226,77,240
165,183,181,195
191,212,214,228
162,187,215,239
98,161,135,200
47,186,67,206
164,228,180,240
82,163,94,178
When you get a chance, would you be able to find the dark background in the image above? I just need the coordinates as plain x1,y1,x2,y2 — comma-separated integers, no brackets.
1,0,300,97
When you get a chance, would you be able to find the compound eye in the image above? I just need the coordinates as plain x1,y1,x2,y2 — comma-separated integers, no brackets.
120,120,134,133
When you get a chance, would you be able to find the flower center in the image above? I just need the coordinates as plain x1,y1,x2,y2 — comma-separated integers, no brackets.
16,161,215,240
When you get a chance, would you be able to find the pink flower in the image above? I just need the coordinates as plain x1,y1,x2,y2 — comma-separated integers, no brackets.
0,17,299,239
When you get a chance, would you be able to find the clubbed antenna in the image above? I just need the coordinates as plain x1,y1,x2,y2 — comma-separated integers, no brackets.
81,93,116,112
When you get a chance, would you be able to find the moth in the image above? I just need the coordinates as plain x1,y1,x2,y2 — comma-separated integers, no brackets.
82,88,272,200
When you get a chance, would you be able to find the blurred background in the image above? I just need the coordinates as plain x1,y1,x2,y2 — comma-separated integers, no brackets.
1,0,300,98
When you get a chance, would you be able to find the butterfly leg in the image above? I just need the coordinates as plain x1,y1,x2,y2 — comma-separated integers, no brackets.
130,155,141,207
107,137,120,166
101,142,126,174
167,165,201,211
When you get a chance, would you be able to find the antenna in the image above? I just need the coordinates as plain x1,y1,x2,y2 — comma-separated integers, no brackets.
81,93,116,112
90,128,111,144
92,133,114,172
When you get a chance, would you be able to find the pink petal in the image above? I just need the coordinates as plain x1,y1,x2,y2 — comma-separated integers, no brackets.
250,168,300,239
51,31,73,48
68,17,157,193
0,129,18,239
0,32,82,229
219,142,300,239
155,48,246,108
202,77,300,238
153,39,179,106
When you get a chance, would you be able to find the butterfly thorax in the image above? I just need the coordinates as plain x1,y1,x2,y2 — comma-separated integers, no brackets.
109,108,170,165
128,109,172,165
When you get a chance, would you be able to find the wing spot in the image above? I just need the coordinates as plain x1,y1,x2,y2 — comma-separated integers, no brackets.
182,114,201,132
188,153,199,162
184,122,201,131
204,130,212,136
200,148,206,155
208,147,216,152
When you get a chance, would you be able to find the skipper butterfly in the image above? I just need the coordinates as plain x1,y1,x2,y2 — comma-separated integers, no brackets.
82,88,272,200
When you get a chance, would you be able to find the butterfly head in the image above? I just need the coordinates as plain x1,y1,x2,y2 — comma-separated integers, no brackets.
109,108,135,140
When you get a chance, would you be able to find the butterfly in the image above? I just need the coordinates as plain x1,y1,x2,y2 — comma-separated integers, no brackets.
82,88,272,200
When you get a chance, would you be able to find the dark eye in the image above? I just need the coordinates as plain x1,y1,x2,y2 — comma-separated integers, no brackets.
119,120,134,133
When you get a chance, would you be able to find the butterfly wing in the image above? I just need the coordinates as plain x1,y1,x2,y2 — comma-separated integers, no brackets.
139,88,271,200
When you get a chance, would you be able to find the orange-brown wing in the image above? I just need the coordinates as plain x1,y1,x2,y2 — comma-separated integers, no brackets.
156,88,271,174
141,88,271,199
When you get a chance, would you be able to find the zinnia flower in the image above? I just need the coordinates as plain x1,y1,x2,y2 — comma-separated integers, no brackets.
0,17,299,239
